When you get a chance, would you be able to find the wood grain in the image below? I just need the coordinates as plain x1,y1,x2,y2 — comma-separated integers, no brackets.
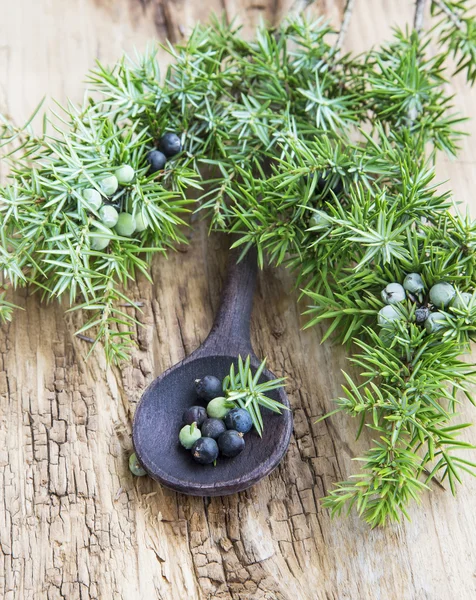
1,1,475,599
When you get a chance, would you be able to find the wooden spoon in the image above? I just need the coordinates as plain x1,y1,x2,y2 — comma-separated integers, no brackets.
132,245,293,496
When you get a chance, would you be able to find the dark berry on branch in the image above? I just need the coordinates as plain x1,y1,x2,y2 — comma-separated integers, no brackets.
217,430,245,457
415,307,430,324
146,150,167,174
305,173,344,196
315,174,344,196
191,437,219,464
159,133,182,157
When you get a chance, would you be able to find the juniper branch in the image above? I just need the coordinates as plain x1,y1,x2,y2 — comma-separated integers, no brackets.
1,12,476,525
414,0,428,31
335,0,356,50
432,0,464,28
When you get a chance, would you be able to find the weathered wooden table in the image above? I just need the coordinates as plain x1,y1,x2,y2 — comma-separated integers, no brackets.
1,1,475,599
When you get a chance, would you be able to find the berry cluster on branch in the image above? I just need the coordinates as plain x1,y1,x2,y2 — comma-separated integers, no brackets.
1,2,476,525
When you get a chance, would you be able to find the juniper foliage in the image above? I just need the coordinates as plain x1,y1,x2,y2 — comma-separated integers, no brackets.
223,355,288,436
1,4,476,525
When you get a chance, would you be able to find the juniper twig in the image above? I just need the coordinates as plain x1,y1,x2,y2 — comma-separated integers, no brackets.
432,0,464,28
414,0,428,31
335,0,356,50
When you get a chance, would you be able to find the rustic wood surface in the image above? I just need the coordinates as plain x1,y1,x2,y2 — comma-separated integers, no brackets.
1,1,475,599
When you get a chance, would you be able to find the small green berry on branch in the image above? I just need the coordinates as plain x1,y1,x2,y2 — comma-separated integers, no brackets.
115,213,136,237
381,282,406,305
133,213,148,232
425,311,448,332
115,164,135,185
90,227,113,251
99,205,119,228
429,282,456,308
452,291,473,310
100,175,119,196
403,273,425,294
378,304,403,326
308,210,333,231
83,188,102,211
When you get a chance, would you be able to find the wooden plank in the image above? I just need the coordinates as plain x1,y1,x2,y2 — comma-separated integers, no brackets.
0,1,475,599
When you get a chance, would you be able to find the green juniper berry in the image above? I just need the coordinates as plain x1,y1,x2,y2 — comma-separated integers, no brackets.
179,423,202,449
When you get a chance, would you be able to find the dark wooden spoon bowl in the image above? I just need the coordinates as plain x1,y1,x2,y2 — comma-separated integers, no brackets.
132,246,293,496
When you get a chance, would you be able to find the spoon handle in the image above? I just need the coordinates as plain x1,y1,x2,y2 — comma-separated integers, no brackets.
197,244,258,358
